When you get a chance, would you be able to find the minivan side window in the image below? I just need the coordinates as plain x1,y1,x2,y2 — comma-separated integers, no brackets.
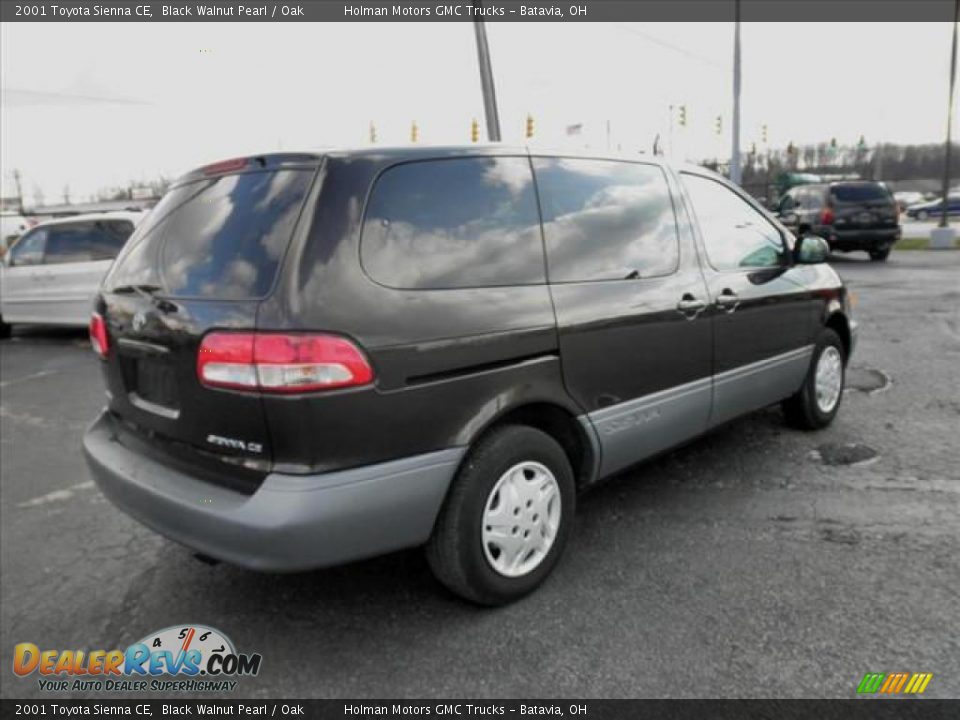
361,157,544,289
7,228,46,267
44,221,134,265
682,173,786,271
533,158,679,282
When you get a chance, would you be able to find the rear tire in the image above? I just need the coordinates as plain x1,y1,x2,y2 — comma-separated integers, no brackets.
426,425,575,606
869,247,890,261
0,317,10,339
782,328,845,430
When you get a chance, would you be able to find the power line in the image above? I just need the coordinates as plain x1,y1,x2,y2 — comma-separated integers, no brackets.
612,24,726,72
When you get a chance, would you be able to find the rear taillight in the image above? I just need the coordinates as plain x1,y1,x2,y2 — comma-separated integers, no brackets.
197,332,374,393
820,207,835,224
89,313,109,359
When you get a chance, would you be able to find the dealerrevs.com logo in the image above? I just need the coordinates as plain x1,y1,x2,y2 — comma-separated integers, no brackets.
13,624,262,693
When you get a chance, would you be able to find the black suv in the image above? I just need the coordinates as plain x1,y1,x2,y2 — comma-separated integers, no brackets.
83,147,856,605
776,181,900,261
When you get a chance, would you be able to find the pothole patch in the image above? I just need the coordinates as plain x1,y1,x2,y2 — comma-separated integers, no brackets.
846,366,891,394
812,442,880,467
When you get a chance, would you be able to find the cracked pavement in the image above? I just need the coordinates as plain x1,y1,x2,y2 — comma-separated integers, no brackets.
1,251,958,699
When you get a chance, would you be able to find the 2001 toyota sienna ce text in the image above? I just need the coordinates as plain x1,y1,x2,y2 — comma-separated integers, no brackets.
82,147,857,605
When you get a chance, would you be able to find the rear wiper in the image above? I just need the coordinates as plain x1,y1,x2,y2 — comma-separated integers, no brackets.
112,284,162,301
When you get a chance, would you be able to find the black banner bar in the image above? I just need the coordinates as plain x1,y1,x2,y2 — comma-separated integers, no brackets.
0,0,956,23
2,700,960,720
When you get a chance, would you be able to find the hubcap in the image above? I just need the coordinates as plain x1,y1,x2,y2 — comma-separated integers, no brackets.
481,462,561,578
815,346,843,413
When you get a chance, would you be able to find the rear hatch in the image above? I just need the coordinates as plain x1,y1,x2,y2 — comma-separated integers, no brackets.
94,157,318,490
829,183,899,230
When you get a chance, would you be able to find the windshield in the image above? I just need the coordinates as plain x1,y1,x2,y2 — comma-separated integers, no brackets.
105,169,313,299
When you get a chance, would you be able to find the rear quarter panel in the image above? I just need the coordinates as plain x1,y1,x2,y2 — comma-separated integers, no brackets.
257,153,575,474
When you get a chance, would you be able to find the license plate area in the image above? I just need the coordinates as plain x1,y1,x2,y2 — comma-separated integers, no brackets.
119,345,181,418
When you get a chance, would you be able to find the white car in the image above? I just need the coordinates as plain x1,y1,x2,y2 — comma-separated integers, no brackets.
0,211,143,335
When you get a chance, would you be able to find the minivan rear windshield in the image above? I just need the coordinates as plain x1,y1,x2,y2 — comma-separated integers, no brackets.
105,169,313,299
829,184,891,203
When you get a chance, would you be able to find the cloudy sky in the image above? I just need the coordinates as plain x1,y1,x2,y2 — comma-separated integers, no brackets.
0,21,955,203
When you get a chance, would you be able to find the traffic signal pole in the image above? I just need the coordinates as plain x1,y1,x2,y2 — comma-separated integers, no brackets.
473,4,502,142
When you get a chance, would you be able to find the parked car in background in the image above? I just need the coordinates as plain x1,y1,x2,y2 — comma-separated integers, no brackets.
82,149,856,605
777,181,900,261
905,194,960,221
892,191,927,213
0,213,36,254
0,211,142,335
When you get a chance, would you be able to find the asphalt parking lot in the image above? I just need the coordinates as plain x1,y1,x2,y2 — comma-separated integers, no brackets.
1,250,958,700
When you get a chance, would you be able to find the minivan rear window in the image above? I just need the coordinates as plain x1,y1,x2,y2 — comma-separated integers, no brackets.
105,170,312,299
829,184,892,203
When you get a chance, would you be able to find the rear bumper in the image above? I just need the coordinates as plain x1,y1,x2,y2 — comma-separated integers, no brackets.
83,411,464,571
823,227,900,251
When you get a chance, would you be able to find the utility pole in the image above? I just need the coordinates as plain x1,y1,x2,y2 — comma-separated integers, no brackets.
472,3,501,142
940,0,958,229
730,0,743,185
12,169,24,214
932,0,958,247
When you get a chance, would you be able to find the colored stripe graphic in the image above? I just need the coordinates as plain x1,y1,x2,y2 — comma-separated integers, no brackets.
858,672,933,694
857,673,885,693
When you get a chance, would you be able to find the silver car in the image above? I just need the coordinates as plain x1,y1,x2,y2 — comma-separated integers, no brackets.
0,211,143,335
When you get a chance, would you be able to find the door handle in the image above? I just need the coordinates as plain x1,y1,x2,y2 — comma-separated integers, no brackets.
716,289,740,313
676,294,706,319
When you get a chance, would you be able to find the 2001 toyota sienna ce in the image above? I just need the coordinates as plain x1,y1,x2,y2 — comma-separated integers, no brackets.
82,147,856,605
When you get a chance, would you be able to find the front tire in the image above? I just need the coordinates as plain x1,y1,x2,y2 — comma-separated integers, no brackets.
782,328,845,430
426,425,575,606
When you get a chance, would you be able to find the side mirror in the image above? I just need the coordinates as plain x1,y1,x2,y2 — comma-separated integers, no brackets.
794,234,830,264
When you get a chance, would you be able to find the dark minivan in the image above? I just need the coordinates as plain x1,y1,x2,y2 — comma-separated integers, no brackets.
777,181,900,261
83,147,856,605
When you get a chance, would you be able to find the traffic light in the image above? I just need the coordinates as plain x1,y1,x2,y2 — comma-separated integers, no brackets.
410,121,418,143
678,105,687,127
761,124,768,143
471,118,479,143
369,122,377,144
525,114,534,139
714,115,722,135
